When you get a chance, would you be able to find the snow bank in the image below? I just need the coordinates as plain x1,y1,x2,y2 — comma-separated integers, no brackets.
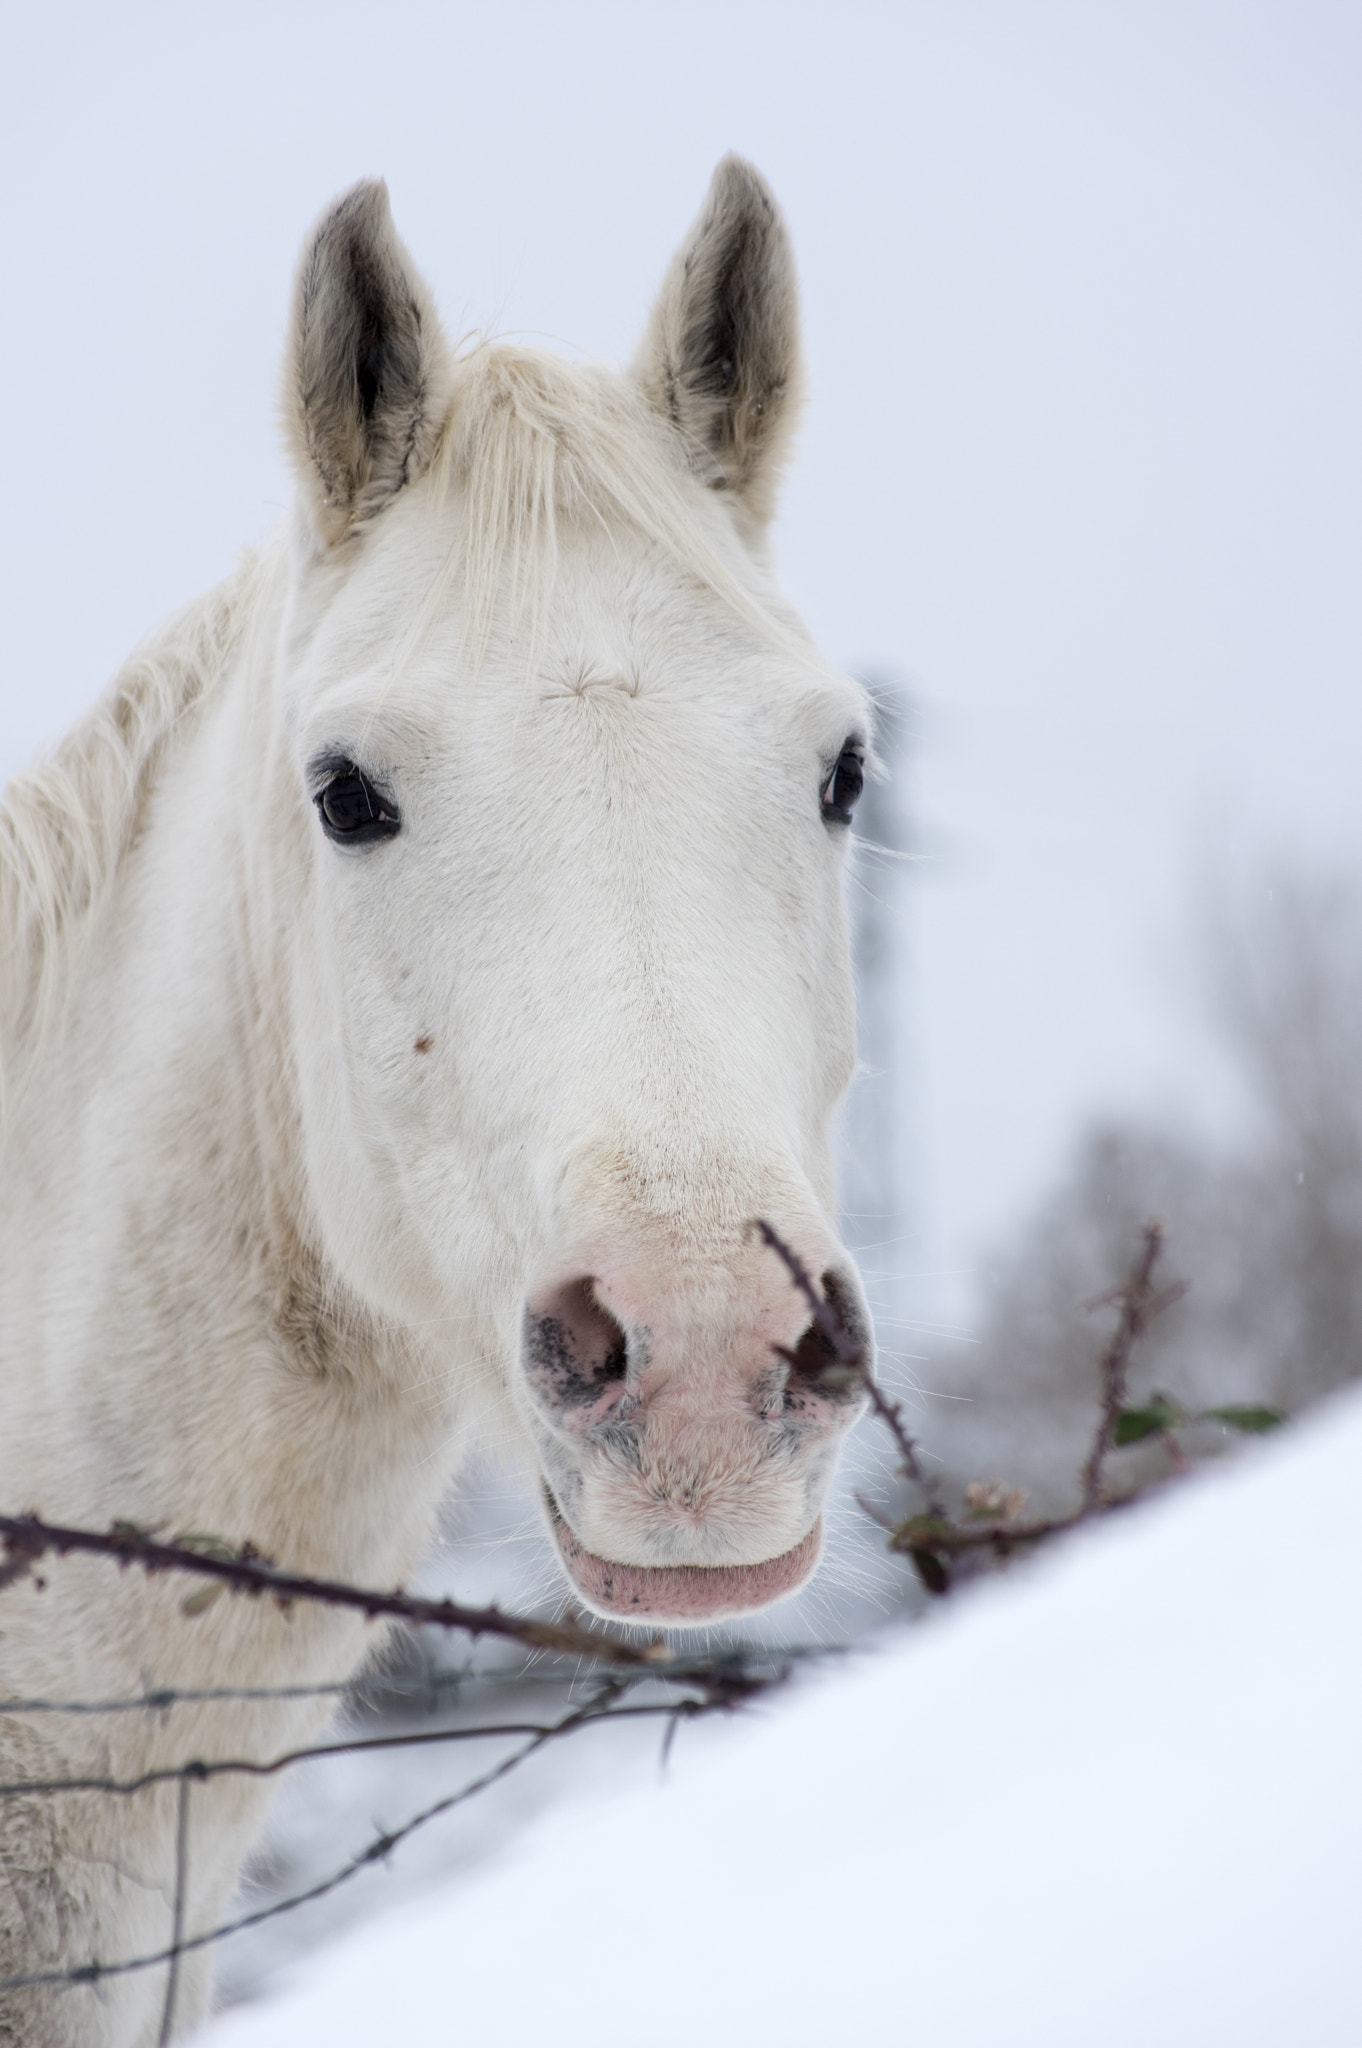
204,1391,1362,2046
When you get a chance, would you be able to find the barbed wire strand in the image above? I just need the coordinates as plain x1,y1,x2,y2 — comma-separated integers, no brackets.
0,1685,760,1802
0,1665,619,1719
0,1676,460,1717
0,1682,739,1999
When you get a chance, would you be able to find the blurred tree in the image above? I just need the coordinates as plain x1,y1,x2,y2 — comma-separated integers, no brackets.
926,866,1362,1507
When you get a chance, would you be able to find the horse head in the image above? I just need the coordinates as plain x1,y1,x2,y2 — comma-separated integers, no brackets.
273,163,876,1626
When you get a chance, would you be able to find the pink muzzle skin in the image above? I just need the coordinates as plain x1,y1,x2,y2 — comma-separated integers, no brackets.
546,1500,824,1626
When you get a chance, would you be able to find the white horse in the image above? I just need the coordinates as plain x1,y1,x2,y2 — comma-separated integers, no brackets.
0,160,874,2044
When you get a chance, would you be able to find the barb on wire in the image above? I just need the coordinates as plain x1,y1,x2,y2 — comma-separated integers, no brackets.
0,1514,666,1668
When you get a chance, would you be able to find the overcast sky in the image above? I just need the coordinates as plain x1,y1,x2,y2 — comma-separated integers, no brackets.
4,0,1359,1313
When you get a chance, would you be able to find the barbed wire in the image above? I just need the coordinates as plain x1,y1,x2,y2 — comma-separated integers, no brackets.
0,1554,786,2028
0,1377,796,2024
1,1217,1276,2037
0,1675,435,1717
0,1699,741,1803
0,1650,800,1721
0,1676,755,2011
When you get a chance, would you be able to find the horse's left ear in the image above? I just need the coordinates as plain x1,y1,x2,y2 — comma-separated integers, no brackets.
633,156,802,533
285,180,452,548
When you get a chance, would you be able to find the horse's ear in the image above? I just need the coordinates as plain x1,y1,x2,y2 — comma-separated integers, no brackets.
633,156,801,531
285,181,452,548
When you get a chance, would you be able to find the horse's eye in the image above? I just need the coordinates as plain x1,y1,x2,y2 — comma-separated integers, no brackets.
313,764,401,845
821,745,864,826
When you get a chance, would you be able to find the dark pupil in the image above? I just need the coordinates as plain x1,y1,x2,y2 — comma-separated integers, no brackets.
825,749,864,822
314,765,400,843
323,772,379,832
834,755,863,807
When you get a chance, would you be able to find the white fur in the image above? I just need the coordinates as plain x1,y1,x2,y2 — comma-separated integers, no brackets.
0,164,872,2044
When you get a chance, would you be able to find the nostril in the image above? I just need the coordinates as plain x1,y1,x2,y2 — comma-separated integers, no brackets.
786,1316,838,1384
523,1277,630,1415
561,1278,629,1381
782,1269,867,1408
820,1269,868,1355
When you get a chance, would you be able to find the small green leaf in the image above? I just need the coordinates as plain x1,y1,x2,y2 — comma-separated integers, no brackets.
889,1513,950,1552
1113,1397,1180,1446
886,1516,952,1593
909,1545,950,1597
172,1531,238,1562
1198,1404,1286,1434
180,1582,225,1618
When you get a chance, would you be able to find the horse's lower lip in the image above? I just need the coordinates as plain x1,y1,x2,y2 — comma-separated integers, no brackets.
545,1501,823,1625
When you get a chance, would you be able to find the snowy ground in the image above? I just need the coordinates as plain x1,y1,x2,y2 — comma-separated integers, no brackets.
204,1384,1362,2047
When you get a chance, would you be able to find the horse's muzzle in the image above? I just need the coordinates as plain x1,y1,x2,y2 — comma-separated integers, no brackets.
518,1234,869,1625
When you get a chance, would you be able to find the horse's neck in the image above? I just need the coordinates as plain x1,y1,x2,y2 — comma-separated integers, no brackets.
0,603,464,1603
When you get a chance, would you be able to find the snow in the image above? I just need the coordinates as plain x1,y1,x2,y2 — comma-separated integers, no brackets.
203,1389,1362,2046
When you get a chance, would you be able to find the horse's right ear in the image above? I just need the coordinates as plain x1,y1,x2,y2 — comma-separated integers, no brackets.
285,181,452,549
633,157,802,534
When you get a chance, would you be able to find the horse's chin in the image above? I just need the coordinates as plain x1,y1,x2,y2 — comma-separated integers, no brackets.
544,1497,823,1626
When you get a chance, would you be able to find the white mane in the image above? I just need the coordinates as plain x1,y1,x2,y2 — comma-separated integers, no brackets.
438,342,784,654
0,552,267,1104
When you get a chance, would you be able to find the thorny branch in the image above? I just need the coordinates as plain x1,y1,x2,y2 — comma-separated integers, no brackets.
1078,1221,1187,1511
758,1213,1210,1598
755,1218,948,1517
0,1514,665,1668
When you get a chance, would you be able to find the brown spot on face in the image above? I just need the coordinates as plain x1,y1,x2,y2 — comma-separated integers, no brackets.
413,1035,433,1055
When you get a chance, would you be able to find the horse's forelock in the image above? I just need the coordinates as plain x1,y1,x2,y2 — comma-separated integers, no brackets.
425,342,804,672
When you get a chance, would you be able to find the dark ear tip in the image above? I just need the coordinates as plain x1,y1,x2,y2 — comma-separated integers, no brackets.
313,178,393,250
708,154,779,219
